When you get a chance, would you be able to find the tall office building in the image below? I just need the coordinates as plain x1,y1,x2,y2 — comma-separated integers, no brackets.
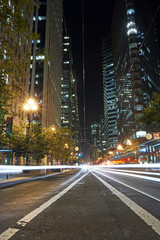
61,35,80,145
90,121,102,161
31,0,63,128
0,1,33,126
102,36,118,151
112,0,160,142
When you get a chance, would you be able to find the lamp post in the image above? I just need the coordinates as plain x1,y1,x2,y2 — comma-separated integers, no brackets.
24,98,38,166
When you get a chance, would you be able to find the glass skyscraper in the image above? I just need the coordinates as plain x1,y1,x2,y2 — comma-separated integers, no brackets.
112,0,160,143
102,36,118,151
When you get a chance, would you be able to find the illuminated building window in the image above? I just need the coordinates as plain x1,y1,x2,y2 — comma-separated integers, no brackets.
4,49,7,59
135,105,143,111
127,9,135,15
36,55,45,60
38,16,46,21
127,28,137,35
127,21,135,28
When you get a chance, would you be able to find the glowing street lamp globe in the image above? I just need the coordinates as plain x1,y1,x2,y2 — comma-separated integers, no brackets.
24,98,38,112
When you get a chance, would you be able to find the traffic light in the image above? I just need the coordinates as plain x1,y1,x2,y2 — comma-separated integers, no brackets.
78,152,83,157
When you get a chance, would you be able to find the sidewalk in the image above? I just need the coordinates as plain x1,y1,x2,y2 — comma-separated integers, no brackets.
0,170,64,189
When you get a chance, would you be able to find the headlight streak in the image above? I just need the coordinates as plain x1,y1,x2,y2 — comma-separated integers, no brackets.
91,169,160,202
94,163,160,169
0,163,160,175
0,165,81,174
90,167,160,182
97,168,160,177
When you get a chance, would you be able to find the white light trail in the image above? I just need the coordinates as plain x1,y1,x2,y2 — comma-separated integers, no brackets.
0,163,160,175
0,164,81,174
91,167,160,183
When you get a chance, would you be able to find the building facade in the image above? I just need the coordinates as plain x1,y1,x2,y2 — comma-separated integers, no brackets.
112,0,160,143
31,0,63,128
102,36,118,151
61,35,80,146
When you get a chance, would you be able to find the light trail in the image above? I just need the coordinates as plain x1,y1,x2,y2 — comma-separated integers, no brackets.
91,167,160,182
0,163,160,174
0,164,81,174
98,168,160,176
94,163,160,169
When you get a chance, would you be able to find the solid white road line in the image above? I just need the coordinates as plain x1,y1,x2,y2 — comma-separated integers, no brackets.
92,171,160,236
92,169,160,202
0,171,89,240
0,228,19,240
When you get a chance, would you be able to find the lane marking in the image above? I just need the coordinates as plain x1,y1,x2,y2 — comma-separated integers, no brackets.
92,171,160,236
0,171,89,240
0,228,19,240
92,169,160,202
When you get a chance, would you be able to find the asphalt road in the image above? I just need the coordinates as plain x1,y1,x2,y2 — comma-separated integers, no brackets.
0,168,160,240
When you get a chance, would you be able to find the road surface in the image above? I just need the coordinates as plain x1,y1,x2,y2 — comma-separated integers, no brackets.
0,168,160,240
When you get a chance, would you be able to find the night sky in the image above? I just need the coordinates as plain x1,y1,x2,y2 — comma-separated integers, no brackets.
63,0,115,139
63,0,160,140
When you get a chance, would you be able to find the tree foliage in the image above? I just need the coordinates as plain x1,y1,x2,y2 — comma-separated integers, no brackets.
140,92,160,129
43,126,75,164
29,122,46,164
11,123,76,165
0,0,34,146
10,121,27,157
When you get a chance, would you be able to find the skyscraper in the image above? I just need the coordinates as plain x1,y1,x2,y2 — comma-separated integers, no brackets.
61,35,80,145
102,36,118,151
112,0,160,143
31,0,63,128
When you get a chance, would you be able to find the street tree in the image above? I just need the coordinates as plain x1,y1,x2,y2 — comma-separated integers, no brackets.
140,92,160,129
29,122,46,165
10,121,28,162
43,126,75,164
0,0,34,146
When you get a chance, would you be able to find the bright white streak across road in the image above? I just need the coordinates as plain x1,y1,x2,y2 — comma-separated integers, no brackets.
92,167,160,182
0,162,160,174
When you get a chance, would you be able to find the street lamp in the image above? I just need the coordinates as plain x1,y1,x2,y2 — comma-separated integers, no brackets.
126,139,132,146
117,144,123,150
52,126,56,131
23,98,38,166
